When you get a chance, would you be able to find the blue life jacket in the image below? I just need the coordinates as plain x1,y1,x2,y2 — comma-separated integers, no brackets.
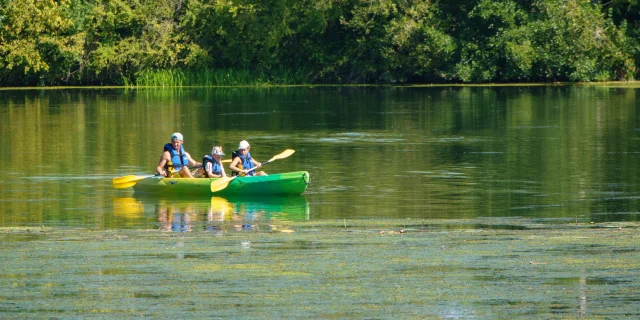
164,143,189,172
202,155,223,177
232,150,255,176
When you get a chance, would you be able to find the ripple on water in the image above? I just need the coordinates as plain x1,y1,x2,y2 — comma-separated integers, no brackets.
545,276,633,286
307,132,407,143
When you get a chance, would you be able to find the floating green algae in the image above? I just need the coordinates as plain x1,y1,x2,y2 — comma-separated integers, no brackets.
0,219,638,318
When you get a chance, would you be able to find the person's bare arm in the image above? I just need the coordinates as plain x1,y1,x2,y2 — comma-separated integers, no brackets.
185,152,201,167
156,151,170,176
229,157,244,174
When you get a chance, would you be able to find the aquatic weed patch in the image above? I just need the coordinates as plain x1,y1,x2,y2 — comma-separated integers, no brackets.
0,220,639,318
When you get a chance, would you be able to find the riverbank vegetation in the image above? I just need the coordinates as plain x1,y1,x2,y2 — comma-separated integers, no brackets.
1,0,638,86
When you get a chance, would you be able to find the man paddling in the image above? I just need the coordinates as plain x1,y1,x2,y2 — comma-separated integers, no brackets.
156,133,201,178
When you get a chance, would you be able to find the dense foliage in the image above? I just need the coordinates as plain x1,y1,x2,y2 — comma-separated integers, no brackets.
0,0,638,86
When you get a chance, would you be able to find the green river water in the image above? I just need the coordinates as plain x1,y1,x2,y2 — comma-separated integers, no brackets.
0,85,639,318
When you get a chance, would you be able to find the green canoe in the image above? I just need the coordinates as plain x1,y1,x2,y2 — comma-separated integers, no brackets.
132,171,310,196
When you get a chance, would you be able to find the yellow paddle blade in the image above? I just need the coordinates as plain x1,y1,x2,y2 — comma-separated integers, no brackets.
113,180,139,189
210,176,236,193
221,159,231,163
113,175,139,185
267,149,295,162
112,174,154,189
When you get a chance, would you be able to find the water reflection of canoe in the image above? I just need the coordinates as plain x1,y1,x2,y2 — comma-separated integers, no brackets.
132,171,310,196
123,194,310,222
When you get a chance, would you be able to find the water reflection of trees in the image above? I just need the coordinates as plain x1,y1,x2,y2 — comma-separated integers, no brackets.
4,87,640,224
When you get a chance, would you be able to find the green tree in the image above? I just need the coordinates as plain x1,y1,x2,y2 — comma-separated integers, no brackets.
0,0,637,85
450,0,635,82
523,0,634,81
85,0,208,84
0,0,85,85
182,0,298,70
382,1,456,82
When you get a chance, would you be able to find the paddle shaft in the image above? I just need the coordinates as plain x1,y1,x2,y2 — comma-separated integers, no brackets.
243,160,270,174
235,156,282,175
235,149,294,175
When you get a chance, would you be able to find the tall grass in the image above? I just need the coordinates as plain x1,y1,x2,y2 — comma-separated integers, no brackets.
130,68,312,87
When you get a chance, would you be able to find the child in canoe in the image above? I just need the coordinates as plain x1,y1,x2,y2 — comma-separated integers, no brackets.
229,140,267,176
198,146,227,178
